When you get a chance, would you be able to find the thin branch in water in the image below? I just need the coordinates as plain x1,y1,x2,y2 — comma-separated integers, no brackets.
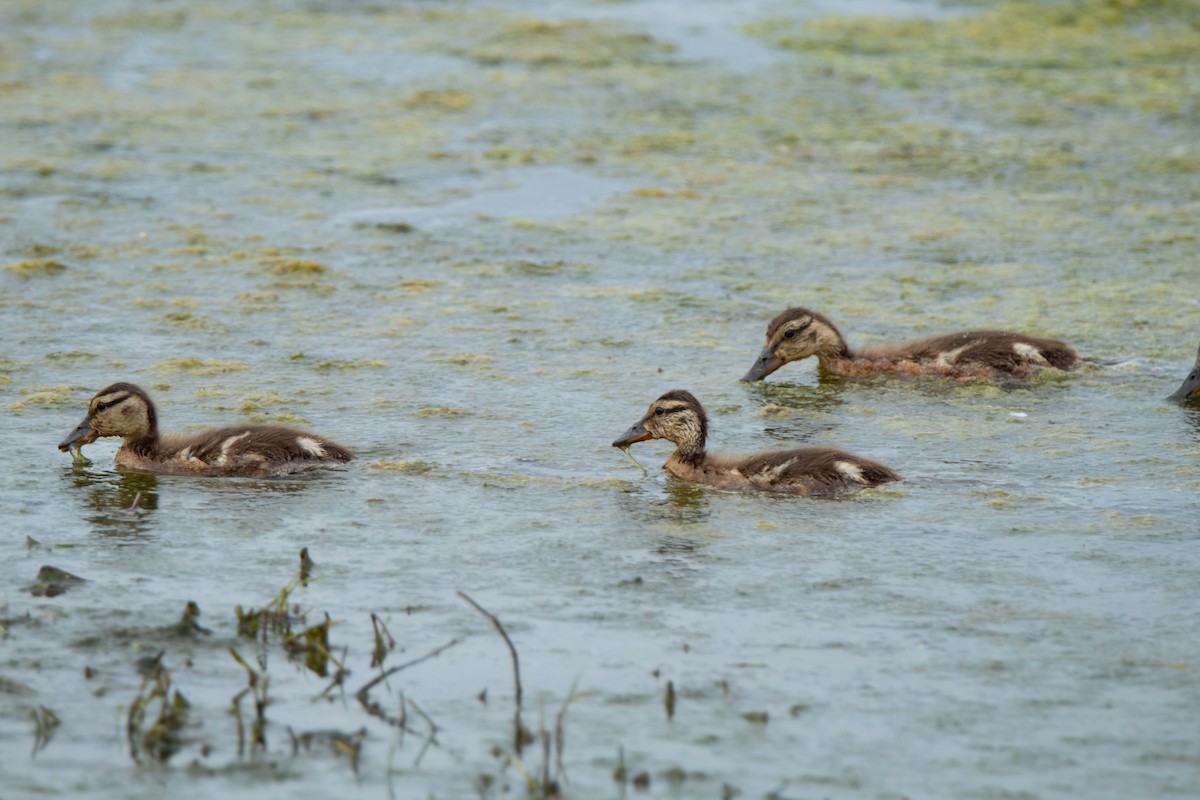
355,635,465,699
406,696,440,768
456,591,522,708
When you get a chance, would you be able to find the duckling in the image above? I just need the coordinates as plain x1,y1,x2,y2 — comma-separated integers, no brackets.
58,382,353,476
612,389,899,495
742,307,1076,382
1170,341,1200,404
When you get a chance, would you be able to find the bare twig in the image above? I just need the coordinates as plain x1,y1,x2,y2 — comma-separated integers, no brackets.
457,591,522,707
354,635,465,699
406,697,440,767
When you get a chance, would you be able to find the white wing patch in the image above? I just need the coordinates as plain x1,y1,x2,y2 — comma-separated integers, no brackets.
935,344,973,367
214,432,251,466
758,457,796,482
297,436,326,458
835,461,866,483
1012,342,1048,365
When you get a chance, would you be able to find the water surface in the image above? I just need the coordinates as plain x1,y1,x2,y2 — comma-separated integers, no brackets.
2,0,1198,798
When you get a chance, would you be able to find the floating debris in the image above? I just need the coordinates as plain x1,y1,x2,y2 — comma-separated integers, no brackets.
31,705,61,758
172,601,210,638
28,565,86,598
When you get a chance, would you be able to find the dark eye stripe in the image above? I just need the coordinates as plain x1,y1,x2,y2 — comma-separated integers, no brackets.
94,394,130,412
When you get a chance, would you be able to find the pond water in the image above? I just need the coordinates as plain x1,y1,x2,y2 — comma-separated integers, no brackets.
2,0,1198,798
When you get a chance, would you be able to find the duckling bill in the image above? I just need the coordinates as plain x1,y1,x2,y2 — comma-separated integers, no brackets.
1170,341,1200,404
743,306,1076,382
59,382,353,476
613,389,899,495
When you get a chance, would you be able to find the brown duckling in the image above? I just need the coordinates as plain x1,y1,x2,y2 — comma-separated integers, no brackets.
1170,341,1200,404
742,306,1076,382
612,389,899,495
58,382,353,476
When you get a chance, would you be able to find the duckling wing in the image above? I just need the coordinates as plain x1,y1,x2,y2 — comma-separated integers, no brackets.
732,447,900,493
898,331,1076,373
171,425,353,471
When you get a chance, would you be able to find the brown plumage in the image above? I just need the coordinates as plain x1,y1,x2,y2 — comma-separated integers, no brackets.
58,382,353,476
612,389,899,495
742,306,1077,382
1170,340,1200,404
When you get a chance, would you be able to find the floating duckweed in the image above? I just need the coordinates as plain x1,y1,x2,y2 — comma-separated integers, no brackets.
353,221,415,234
415,406,471,416
132,297,198,309
240,391,290,410
444,352,495,365
8,385,78,411
244,412,307,424
630,187,699,200
44,351,97,362
4,258,66,276
369,460,437,474
262,258,326,275
397,277,440,292
314,358,388,370
160,311,210,328
467,18,668,68
154,357,248,375
404,89,474,110
266,277,335,294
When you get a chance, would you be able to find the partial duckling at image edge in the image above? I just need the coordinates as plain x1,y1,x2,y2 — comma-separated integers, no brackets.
1170,341,1200,404
612,389,900,495
743,306,1077,382
58,382,354,476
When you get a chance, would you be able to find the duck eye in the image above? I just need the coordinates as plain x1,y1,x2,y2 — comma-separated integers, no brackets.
94,400,110,412
654,407,665,416
783,329,795,339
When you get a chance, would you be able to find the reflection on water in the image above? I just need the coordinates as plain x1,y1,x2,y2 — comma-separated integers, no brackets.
615,477,711,529
1181,405,1200,442
744,378,849,412
64,467,159,538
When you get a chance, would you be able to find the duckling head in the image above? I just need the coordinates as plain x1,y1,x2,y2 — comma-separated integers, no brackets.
58,382,158,452
1169,342,1200,404
742,307,847,381
612,389,708,458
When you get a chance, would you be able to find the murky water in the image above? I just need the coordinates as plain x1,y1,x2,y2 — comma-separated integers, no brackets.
3,0,1198,798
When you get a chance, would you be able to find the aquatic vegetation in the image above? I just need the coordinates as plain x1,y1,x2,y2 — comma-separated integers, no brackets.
153,357,248,375
368,460,438,473
261,258,326,275
127,660,191,764
465,18,670,68
4,258,66,276
8,384,79,412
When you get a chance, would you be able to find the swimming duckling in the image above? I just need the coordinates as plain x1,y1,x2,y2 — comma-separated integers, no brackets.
742,307,1076,382
58,382,353,476
1170,341,1200,404
612,389,899,495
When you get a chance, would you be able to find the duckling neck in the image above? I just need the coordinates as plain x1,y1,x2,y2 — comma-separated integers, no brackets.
124,433,160,459
670,442,706,466
815,333,854,365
